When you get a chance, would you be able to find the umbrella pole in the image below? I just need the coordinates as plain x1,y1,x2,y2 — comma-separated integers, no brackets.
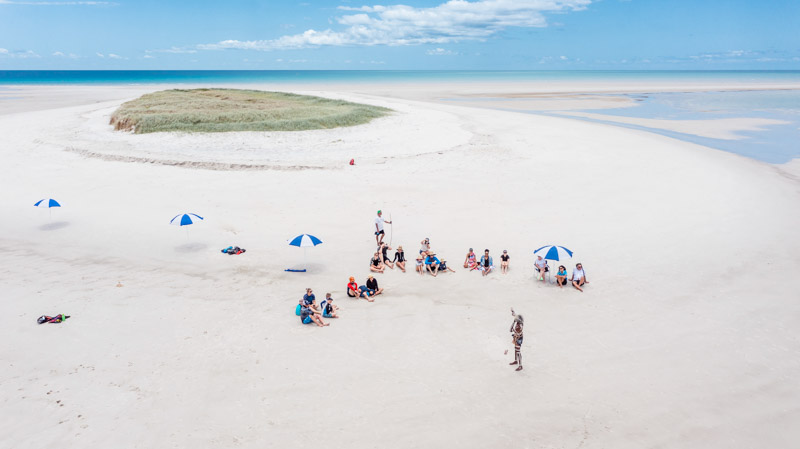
304,247,307,271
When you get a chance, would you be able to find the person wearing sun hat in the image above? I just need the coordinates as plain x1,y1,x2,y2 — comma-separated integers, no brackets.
374,210,392,245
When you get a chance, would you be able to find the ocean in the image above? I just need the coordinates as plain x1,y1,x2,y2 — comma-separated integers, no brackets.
1,70,798,163
1,69,799,85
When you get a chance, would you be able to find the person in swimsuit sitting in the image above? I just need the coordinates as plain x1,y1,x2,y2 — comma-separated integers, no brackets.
393,246,406,272
556,265,568,287
480,249,494,276
321,293,339,318
366,275,383,295
464,248,477,269
379,243,394,270
534,255,549,282
571,263,588,292
500,250,510,274
415,254,425,276
370,252,385,273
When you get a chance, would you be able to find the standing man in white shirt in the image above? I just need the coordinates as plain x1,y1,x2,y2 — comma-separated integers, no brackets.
571,263,588,292
374,210,392,246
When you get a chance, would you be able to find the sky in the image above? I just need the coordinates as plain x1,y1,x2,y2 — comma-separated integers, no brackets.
0,0,798,70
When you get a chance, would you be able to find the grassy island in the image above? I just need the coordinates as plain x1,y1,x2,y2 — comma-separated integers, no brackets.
110,88,390,134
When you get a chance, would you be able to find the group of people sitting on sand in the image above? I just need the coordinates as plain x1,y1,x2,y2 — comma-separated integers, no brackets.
463,248,511,276
346,275,385,301
533,255,589,291
370,242,406,273
415,237,456,276
296,288,339,327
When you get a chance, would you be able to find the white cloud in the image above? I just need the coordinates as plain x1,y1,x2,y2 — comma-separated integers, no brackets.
426,47,456,55
143,54,154,59
108,53,122,59
199,0,591,51
52,51,64,56
1,49,41,58
146,46,197,54
96,52,104,57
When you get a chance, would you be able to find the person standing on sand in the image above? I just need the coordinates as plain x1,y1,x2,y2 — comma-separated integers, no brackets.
509,308,524,371
374,210,392,245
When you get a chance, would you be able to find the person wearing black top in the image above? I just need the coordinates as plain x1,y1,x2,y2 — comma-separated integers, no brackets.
393,245,406,272
380,243,394,269
500,250,510,274
366,275,384,295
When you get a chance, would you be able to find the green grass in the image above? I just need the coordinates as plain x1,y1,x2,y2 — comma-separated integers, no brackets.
110,88,391,134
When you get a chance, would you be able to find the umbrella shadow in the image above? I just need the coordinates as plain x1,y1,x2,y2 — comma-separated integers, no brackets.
39,221,70,231
175,242,208,253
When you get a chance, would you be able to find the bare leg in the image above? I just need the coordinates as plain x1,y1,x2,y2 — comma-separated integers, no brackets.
572,280,583,292
397,261,406,272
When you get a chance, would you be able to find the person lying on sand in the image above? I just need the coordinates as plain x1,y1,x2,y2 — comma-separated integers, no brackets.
393,246,406,272
535,255,549,282
480,249,494,276
571,263,588,292
370,252,385,273
380,243,394,269
425,253,441,276
464,248,477,269
556,265,568,287
321,293,339,318
366,275,384,295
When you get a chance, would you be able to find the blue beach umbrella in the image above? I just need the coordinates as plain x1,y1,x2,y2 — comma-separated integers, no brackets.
170,213,204,226
534,245,574,262
288,234,323,247
287,234,323,272
34,198,61,219
34,198,61,208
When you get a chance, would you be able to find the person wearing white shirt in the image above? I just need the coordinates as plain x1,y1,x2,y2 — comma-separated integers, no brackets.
534,255,549,282
374,210,392,245
571,263,588,292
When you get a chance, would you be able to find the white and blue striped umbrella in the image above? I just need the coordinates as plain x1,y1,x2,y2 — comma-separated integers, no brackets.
534,245,573,261
34,198,61,208
288,234,323,247
170,213,204,227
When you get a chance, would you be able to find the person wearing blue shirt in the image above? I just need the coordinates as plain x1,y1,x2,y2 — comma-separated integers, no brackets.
425,253,441,276
479,249,494,276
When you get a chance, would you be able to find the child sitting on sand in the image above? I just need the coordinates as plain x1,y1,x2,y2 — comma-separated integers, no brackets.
321,293,339,318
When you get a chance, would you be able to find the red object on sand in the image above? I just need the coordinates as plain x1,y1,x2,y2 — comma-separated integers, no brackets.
349,159,355,165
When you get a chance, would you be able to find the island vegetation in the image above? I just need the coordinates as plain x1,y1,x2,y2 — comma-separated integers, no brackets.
110,88,390,134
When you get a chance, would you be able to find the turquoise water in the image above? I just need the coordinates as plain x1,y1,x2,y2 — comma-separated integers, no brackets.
1,70,799,85
543,90,800,164
1,70,798,164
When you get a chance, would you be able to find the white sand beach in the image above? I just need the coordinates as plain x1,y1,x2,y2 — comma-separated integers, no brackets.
1,81,799,449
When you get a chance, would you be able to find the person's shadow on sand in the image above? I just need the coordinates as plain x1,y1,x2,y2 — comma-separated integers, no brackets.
39,221,70,231
175,242,208,253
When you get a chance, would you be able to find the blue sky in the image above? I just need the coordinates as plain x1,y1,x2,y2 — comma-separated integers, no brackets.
0,0,798,70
